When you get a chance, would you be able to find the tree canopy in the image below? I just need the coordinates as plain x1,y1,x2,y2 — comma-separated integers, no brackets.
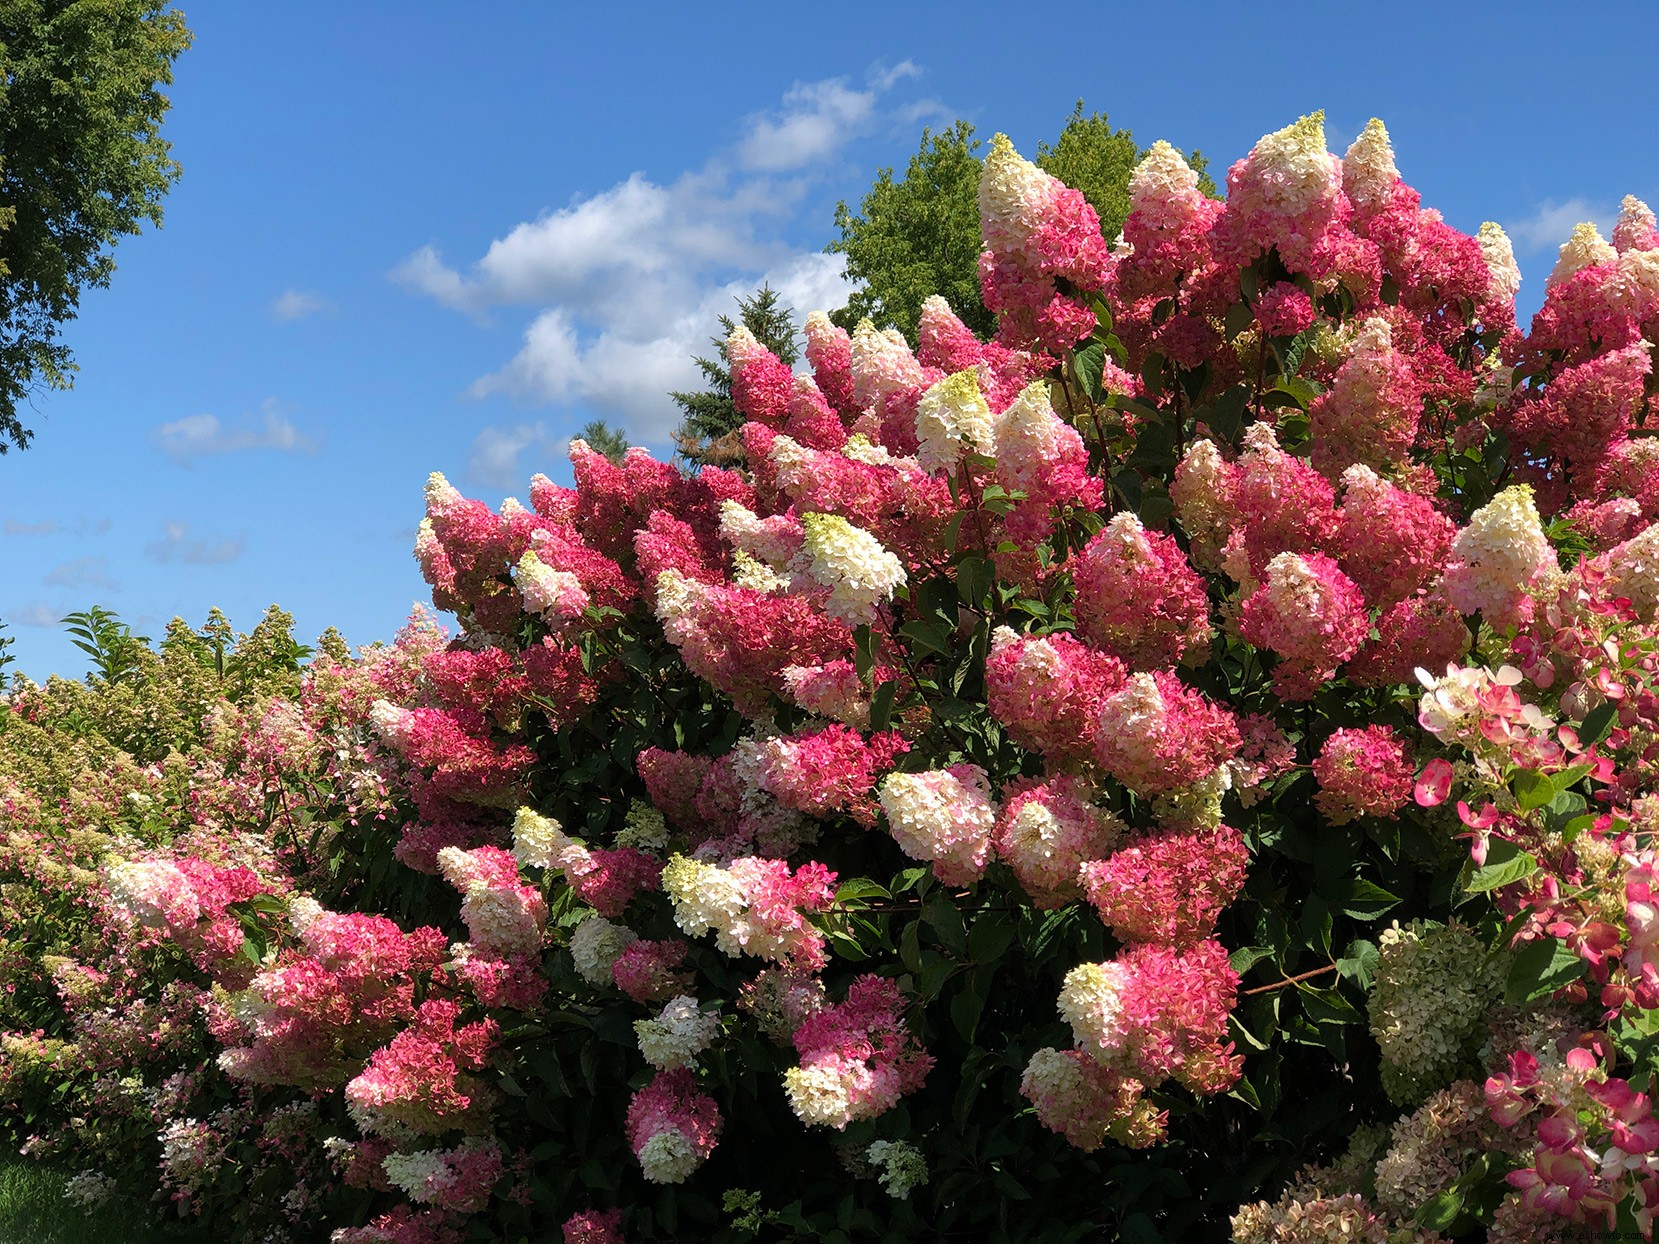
828,104,1214,343
0,0,192,451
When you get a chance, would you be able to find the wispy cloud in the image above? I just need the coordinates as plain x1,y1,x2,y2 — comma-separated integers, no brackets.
390,67,935,443
4,519,56,536
1505,196,1619,254
144,522,245,565
467,423,557,490
270,288,335,322
152,398,318,465
737,78,882,172
5,602,61,628
43,556,119,591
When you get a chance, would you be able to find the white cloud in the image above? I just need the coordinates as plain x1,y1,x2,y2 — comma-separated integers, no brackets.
738,79,880,172
1506,196,1619,254
868,60,922,92
468,423,555,490
473,251,855,442
152,398,318,465
6,602,61,628
43,556,118,591
145,522,245,565
392,69,932,446
270,288,335,321
4,519,55,536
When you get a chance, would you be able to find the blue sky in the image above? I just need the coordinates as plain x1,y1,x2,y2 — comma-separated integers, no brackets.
3,2,1654,679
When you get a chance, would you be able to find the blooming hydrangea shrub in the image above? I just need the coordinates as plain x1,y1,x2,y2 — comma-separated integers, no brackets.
10,116,1659,1244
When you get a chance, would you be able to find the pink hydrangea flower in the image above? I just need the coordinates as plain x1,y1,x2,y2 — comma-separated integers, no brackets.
994,774,1124,908
1080,825,1249,946
1092,672,1241,796
1237,552,1370,700
1072,512,1211,668
625,1068,722,1184
1312,727,1415,824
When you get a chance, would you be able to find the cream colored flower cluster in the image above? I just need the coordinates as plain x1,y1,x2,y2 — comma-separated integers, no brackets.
1368,921,1503,1106
1443,485,1553,621
569,914,636,987
876,765,997,885
1478,222,1522,304
1056,961,1133,1063
1339,118,1399,213
1548,221,1616,288
634,995,720,1070
798,513,906,626
914,370,995,475
1604,521,1659,621
865,1139,928,1200
978,133,1058,252
511,807,589,872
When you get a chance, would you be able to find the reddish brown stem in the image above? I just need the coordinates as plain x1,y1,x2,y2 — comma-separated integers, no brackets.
1241,962,1340,996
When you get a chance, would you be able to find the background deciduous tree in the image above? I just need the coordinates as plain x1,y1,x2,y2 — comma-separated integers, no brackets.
0,0,192,452
828,104,1214,343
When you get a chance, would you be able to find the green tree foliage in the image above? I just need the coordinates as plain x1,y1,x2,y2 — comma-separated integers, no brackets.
829,120,990,341
576,418,631,464
60,605,149,685
669,284,798,467
828,105,1214,343
0,0,192,451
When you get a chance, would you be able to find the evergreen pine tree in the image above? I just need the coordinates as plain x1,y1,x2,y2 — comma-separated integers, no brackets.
669,285,798,468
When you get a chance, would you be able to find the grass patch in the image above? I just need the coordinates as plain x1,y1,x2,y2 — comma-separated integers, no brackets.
0,1159,185,1243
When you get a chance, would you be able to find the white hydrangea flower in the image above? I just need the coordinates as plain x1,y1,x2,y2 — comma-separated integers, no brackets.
615,801,669,852
915,370,996,475
979,133,1056,254
877,766,997,884
568,914,636,987
725,323,767,369
1129,139,1201,215
288,895,325,939
367,699,412,747
1604,522,1659,621
717,500,802,569
653,569,701,641
798,513,906,625
515,550,588,625
839,433,906,468
1547,221,1616,289
381,1149,449,1203
1341,118,1399,212
866,1139,929,1199
782,1061,858,1129
1241,112,1339,219
850,318,923,411
1369,921,1504,1106
512,807,587,871
1057,961,1133,1065
731,550,792,594
990,381,1070,494
637,1129,700,1184
660,855,765,958
423,470,462,512
1616,194,1659,253
106,859,198,929
1443,485,1553,619
1477,221,1522,303
766,432,814,498
1615,252,1659,315
63,1170,116,1208
634,995,720,1070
